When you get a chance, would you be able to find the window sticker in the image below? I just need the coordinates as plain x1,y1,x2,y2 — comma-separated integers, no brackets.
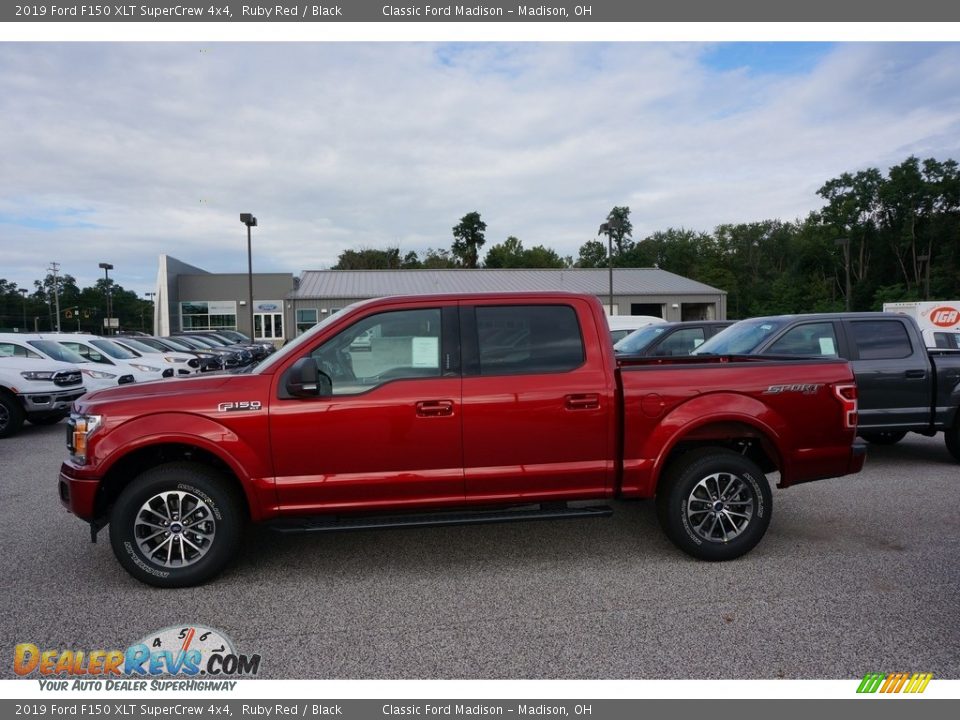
411,337,439,368
819,337,836,355
693,338,704,347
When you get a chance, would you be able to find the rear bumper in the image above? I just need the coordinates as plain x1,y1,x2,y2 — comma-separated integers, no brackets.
779,440,868,488
58,462,100,521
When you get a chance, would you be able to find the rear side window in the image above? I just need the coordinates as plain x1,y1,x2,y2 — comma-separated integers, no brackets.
933,332,960,350
0,343,41,358
767,322,839,357
476,305,584,375
849,321,913,360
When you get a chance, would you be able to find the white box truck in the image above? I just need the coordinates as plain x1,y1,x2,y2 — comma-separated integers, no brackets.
883,301,960,349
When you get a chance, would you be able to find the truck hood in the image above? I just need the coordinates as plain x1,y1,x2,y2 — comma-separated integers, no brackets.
77,373,234,411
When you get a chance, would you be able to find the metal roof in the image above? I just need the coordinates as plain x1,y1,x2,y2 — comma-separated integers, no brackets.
292,268,724,300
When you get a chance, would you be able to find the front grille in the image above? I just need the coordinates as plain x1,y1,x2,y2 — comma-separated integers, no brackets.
54,371,83,387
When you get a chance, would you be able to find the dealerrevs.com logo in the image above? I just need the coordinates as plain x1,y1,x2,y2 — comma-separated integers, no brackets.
857,672,933,694
14,625,260,691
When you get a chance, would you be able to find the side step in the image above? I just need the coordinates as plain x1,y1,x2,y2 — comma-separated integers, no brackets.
268,502,613,534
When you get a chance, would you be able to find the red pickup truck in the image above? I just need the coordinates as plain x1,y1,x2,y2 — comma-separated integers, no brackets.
59,293,865,587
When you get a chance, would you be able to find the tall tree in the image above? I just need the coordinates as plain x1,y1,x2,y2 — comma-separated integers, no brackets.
599,206,634,255
451,212,487,269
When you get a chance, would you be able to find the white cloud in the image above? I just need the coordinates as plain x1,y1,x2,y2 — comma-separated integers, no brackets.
0,42,958,294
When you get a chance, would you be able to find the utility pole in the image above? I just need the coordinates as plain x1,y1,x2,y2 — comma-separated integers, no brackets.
48,262,62,332
18,289,27,331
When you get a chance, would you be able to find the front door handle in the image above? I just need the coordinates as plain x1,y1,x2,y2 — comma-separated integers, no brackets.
565,393,600,410
905,369,926,379
416,400,454,417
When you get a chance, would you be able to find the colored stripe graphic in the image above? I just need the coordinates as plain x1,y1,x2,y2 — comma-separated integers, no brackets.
857,672,932,694
857,673,885,693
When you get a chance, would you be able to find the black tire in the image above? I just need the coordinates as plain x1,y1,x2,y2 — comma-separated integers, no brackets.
109,462,244,588
0,392,26,439
27,411,69,426
860,430,908,446
656,448,772,561
946,423,960,463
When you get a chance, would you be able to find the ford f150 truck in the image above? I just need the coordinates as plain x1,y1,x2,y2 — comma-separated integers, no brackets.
59,293,865,587
0,355,84,438
693,312,960,460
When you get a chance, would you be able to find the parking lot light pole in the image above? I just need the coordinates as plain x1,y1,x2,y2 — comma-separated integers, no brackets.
598,214,622,316
240,213,258,338
99,262,114,334
18,288,27,331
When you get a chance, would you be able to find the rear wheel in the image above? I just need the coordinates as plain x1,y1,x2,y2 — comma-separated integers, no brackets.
0,393,25,439
657,448,772,561
109,462,244,587
861,430,907,446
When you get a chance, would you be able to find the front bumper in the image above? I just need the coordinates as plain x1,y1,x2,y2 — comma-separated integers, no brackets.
22,389,84,414
58,461,100,521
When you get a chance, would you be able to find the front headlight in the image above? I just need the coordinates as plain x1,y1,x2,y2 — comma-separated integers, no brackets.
20,371,56,381
81,369,117,380
162,356,187,363
129,364,161,373
69,414,102,464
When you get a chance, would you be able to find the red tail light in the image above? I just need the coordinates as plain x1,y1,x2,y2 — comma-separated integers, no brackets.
834,383,858,429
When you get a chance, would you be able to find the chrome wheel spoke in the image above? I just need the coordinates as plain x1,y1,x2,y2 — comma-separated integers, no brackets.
685,472,755,544
135,488,216,570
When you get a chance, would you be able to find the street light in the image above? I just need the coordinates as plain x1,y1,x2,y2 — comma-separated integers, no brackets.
99,262,114,334
240,213,258,338
143,292,156,332
598,214,622,316
834,238,851,311
18,289,27,331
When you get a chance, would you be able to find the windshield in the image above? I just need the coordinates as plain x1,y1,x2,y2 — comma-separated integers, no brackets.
175,336,217,349
117,337,159,354
614,325,669,354
693,319,788,355
90,338,140,359
194,334,230,347
161,337,199,352
27,340,91,364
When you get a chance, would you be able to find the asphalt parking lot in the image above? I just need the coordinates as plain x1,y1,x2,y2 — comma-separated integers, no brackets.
1,423,957,680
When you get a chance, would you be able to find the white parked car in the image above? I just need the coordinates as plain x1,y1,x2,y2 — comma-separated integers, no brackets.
112,336,201,376
0,333,135,393
35,333,169,383
0,354,85,438
606,314,667,344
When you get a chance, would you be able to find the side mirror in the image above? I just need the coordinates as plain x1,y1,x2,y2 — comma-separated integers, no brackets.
285,357,332,398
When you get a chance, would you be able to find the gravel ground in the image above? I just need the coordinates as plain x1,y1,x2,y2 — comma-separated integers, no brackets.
1,422,957,679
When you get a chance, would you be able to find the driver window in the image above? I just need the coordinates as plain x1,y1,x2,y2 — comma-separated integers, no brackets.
309,308,442,395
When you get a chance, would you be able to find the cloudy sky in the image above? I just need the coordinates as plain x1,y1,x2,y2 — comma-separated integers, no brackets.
1,41,959,296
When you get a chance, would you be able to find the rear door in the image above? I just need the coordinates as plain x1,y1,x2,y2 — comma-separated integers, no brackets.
460,299,616,501
844,318,932,430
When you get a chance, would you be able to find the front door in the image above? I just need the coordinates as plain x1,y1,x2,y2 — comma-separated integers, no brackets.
269,305,463,514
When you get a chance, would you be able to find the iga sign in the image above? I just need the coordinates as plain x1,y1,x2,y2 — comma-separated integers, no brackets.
929,306,959,328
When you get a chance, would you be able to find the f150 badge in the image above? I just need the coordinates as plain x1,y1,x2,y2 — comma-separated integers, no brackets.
764,384,822,395
217,401,262,412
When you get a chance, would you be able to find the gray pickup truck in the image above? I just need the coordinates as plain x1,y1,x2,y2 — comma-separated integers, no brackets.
694,312,960,461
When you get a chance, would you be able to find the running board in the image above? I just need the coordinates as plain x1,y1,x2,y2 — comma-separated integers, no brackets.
268,503,613,534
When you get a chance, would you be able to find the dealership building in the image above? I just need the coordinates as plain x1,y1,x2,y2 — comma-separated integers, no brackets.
154,254,727,342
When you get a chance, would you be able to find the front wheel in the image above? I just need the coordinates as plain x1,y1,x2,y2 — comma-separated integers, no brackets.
656,448,772,561
109,462,244,587
0,393,25,439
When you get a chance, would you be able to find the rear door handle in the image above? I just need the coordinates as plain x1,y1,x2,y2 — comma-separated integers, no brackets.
416,400,454,417
905,369,926,379
565,393,600,410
